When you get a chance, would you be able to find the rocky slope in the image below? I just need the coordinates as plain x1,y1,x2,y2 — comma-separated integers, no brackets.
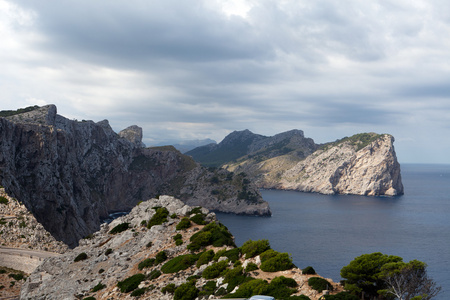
191,130,403,196
0,188,68,253
0,105,270,247
21,196,343,300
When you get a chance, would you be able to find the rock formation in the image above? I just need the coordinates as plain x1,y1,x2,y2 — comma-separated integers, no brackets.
190,130,403,196
21,196,342,300
0,105,270,247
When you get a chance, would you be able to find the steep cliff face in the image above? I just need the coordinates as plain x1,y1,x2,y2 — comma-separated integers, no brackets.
223,133,403,196
0,105,270,247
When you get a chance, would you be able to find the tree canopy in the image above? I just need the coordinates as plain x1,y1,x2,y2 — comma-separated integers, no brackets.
340,252,440,300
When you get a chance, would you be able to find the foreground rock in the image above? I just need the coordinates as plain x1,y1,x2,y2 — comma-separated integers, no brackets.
190,130,403,196
21,196,342,300
0,105,270,247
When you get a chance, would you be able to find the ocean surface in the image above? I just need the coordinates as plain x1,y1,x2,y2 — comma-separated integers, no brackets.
215,164,450,299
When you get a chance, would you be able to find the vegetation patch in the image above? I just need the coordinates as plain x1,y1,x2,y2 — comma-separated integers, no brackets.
187,222,235,251
161,283,176,294
0,196,8,205
91,282,106,292
308,277,333,292
302,266,316,275
155,251,168,264
190,213,206,225
196,250,215,267
161,254,199,273
176,217,191,230
0,105,39,117
260,250,295,272
117,273,145,293
147,269,161,280
202,260,229,279
245,262,259,272
323,292,359,300
138,258,155,270
109,222,130,234
174,282,199,300
74,252,88,262
240,239,271,258
147,207,169,228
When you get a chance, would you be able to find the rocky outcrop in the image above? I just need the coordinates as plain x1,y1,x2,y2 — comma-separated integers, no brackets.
0,105,270,247
228,133,403,196
21,196,342,300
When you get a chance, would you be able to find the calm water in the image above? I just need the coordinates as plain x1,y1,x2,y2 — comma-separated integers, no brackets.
216,164,450,299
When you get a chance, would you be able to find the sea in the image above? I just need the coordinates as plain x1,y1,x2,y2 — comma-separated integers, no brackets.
215,164,450,299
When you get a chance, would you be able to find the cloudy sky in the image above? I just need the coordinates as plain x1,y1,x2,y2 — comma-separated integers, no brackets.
1,0,450,164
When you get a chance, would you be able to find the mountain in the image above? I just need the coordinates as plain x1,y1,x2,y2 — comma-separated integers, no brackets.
171,138,217,153
0,105,270,247
189,130,404,196
21,195,344,299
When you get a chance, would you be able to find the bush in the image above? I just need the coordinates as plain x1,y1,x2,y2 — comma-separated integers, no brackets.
308,277,333,292
147,269,161,280
161,283,176,294
147,207,169,228
187,222,235,251
8,273,24,281
176,217,191,230
222,248,241,263
131,288,146,296
225,278,269,298
109,222,130,234
287,296,311,300
202,260,229,279
260,252,295,272
74,252,88,262
138,258,155,270
241,239,271,258
82,297,96,300
196,250,215,267
155,251,167,264
91,282,106,292
190,214,206,225
223,266,248,292
260,249,278,262
245,262,259,272
162,254,199,273
117,273,145,293
302,266,316,275
0,196,8,205
174,233,182,240
174,282,199,300
200,280,216,296
105,248,113,256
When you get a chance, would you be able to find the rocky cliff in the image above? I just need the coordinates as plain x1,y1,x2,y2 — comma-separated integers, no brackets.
0,105,270,247
195,131,403,196
21,196,342,300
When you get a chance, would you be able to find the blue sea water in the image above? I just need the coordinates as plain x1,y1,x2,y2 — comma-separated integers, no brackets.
215,164,450,299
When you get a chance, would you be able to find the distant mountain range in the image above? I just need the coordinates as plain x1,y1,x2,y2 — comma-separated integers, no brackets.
187,129,404,196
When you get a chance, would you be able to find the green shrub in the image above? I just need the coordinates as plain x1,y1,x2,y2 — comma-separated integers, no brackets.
260,252,295,272
162,254,199,273
190,214,206,225
82,297,96,300
146,241,152,248
260,249,278,262
8,273,24,281
170,213,177,218
213,249,227,261
241,239,271,258
174,282,199,300
196,250,215,267
225,278,269,298
147,207,169,228
200,280,216,296
223,266,248,292
323,292,359,300
138,258,155,270
287,296,311,300
175,239,183,246
131,288,147,296
174,233,182,240
308,277,333,292
0,196,8,205
74,252,88,262
187,222,235,251
109,222,130,234
202,260,229,279
98,269,105,274
221,248,241,263
302,266,316,275
245,262,259,272
161,283,176,294
91,282,106,292
105,248,113,256
189,207,203,215
176,217,191,230
147,269,161,280
155,251,167,264
117,273,145,293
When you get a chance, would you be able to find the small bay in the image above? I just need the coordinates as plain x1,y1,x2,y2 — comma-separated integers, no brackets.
216,163,450,299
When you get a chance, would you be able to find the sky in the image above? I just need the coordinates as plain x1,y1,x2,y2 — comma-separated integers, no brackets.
1,0,450,164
